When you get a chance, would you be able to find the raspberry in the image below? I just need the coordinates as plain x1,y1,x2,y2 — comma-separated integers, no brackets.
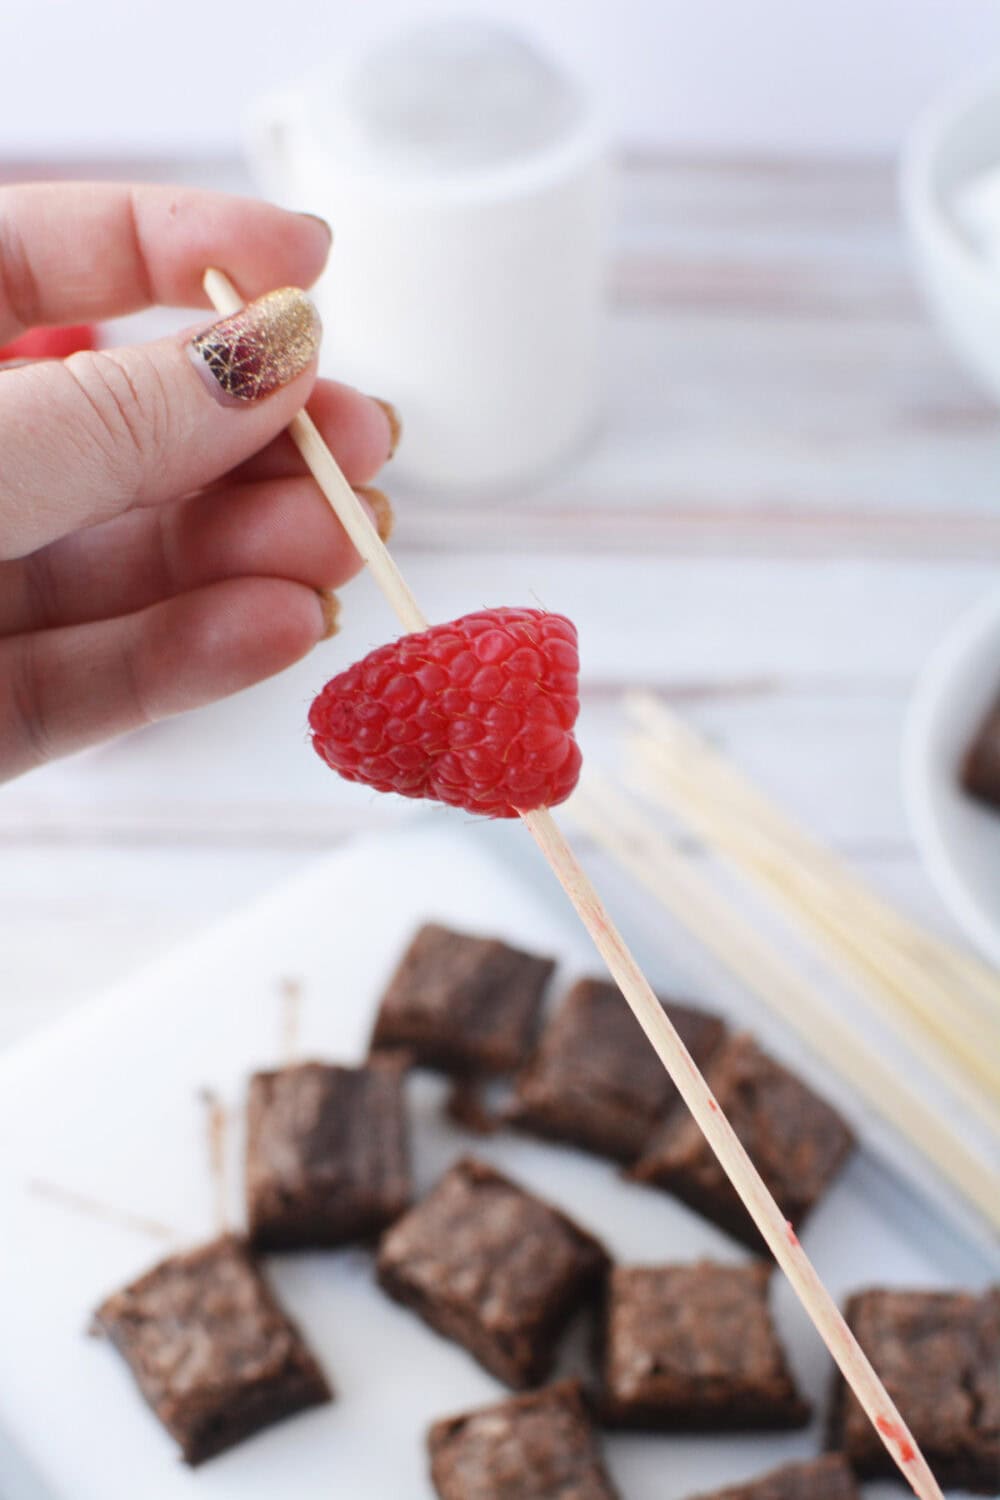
309,608,582,818
0,324,98,362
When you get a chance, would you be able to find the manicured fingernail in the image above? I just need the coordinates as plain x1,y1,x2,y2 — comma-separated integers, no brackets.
298,212,334,253
189,287,321,403
357,485,395,543
316,589,341,639
371,397,402,460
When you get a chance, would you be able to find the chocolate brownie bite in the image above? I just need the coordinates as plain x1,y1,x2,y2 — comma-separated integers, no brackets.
600,1261,810,1430
508,977,725,1162
962,699,1000,813
91,1234,331,1465
376,1157,608,1388
630,1033,854,1250
428,1379,620,1499
830,1286,1000,1493
688,1455,859,1500
371,923,555,1074
246,1058,410,1250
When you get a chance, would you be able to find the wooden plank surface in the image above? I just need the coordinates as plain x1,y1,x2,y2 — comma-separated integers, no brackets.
0,152,996,1049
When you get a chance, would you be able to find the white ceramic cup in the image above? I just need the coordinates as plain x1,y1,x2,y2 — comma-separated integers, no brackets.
901,62,1000,403
247,22,610,496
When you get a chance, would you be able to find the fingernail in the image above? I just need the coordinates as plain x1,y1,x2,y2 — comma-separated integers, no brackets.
316,589,341,639
189,287,321,403
298,212,334,253
371,397,402,460
357,485,395,543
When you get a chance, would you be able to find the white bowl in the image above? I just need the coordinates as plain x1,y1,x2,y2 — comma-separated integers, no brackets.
901,63,1000,399
903,590,1000,965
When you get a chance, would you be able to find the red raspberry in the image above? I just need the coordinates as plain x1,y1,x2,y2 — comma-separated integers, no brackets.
0,324,98,362
309,608,582,818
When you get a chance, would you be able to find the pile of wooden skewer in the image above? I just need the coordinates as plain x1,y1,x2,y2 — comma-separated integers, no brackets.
569,693,1000,1238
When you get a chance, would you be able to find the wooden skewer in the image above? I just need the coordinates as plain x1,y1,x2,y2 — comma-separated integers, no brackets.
630,735,1000,1131
203,269,428,632
570,775,1000,1234
198,1088,229,1236
628,699,1000,1027
279,976,303,1066
625,692,1000,1014
27,1179,178,1242
627,692,1000,1018
203,268,945,1500
627,726,1000,1117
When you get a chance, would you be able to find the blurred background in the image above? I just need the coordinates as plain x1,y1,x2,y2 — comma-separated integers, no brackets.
2,1,999,1048
5,0,1000,160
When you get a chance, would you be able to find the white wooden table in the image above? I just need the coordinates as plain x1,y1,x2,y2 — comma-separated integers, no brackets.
2,153,998,1051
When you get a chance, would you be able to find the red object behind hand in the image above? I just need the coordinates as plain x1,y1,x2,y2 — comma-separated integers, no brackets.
0,324,98,362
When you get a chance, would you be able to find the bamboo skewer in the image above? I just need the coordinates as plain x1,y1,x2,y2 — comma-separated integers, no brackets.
627,692,1000,1019
203,268,945,1500
626,715,1000,1119
570,774,1000,1234
203,269,428,632
630,737,1000,1132
625,691,1000,1009
279,976,303,1066
630,720,1000,1032
199,1088,229,1237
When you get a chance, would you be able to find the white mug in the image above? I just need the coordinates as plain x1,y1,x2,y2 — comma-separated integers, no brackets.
246,22,610,496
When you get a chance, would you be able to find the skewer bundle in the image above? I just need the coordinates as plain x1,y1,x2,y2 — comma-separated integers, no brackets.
626,694,1000,1126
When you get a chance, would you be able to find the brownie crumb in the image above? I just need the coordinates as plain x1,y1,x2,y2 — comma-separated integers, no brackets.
446,1079,501,1136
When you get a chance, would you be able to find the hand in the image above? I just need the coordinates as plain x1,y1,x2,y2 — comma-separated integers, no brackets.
0,182,398,783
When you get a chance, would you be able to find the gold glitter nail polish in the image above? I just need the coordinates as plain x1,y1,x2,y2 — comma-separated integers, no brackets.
317,589,341,639
371,397,402,459
190,288,321,403
357,485,395,543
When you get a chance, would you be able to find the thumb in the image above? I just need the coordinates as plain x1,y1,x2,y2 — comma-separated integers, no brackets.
0,287,321,561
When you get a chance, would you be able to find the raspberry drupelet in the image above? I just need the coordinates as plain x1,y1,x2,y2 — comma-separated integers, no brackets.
308,608,582,818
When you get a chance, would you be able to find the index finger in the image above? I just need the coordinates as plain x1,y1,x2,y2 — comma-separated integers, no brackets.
0,182,332,342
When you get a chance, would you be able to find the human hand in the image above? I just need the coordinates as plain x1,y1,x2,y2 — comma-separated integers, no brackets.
0,183,398,783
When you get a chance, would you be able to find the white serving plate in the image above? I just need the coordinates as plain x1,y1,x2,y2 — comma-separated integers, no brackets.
0,820,995,1500
903,588,1000,967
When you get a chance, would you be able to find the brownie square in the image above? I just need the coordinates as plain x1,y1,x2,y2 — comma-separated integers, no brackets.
91,1234,331,1464
630,1033,854,1250
688,1455,859,1500
830,1286,1000,1493
600,1261,810,1430
376,1157,609,1388
428,1379,620,1499
508,977,726,1162
370,923,554,1074
246,1058,411,1250
963,700,1000,813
